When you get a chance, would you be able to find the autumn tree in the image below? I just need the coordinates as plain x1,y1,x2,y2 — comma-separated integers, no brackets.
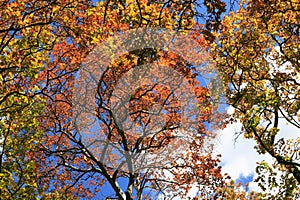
0,0,231,199
0,0,53,198
209,180,262,200
0,0,95,198
213,0,300,198
35,0,229,199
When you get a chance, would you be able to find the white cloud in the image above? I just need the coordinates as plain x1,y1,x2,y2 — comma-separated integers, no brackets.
214,106,299,193
214,117,272,180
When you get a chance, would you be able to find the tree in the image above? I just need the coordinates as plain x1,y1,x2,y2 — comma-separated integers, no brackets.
32,0,229,199
0,0,94,198
1,0,232,198
0,0,52,198
212,180,262,200
213,0,300,198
